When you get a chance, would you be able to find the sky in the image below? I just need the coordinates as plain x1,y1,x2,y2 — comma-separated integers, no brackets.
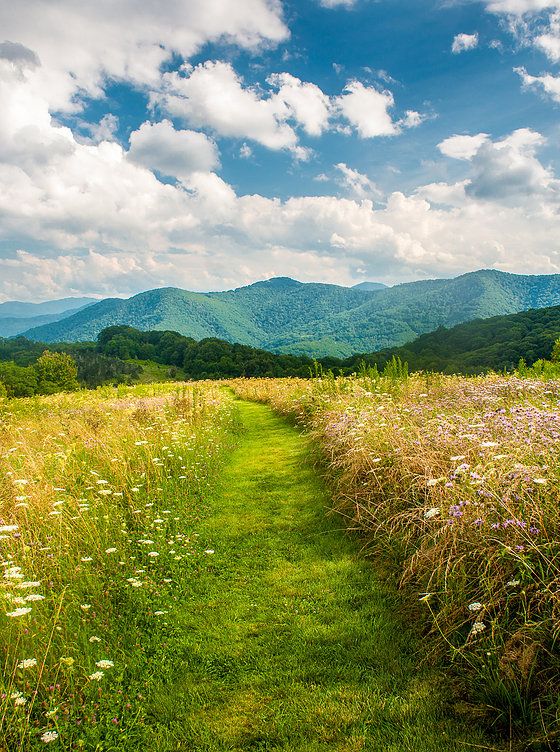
1,0,560,300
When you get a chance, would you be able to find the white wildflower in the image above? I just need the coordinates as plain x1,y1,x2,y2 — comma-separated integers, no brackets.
95,659,114,669
6,607,32,617
424,508,440,519
18,658,37,669
41,730,59,742
468,602,483,611
88,671,104,681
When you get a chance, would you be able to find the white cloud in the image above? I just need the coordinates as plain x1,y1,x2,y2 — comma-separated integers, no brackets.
466,128,559,203
267,72,331,136
128,120,219,180
319,0,357,7
335,163,383,199
156,61,331,154
451,33,479,53
484,0,560,13
534,10,560,59
2,113,560,297
438,133,490,160
336,81,420,138
0,0,288,112
516,65,560,101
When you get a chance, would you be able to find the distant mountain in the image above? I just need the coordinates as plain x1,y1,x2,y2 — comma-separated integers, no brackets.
351,282,387,292
0,297,95,318
21,270,560,357
0,298,97,338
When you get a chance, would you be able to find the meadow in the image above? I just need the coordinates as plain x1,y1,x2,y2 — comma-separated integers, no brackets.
0,371,558,750
0,383,237,749
231,371,560,749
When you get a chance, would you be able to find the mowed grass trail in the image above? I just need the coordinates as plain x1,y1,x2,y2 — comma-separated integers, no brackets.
148,400,491,751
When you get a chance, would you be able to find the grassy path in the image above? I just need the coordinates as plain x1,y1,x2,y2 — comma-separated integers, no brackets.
149,400,489,751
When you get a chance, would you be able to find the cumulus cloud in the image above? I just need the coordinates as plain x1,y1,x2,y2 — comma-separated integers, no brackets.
128,120,219,179
438,133,490,160
0,0,288,112
335,81,421,138
0,41,40,70
452,33,479,53
156,61,330,154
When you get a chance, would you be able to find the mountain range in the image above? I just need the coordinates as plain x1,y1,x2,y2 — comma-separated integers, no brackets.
13,270,560,357
0,298,96,338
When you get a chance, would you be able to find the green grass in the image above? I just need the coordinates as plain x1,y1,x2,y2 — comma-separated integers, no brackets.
128,358,185,383
145,399,494,751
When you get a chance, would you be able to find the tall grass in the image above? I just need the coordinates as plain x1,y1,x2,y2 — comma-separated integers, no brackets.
231,373,560,749
0,382,237,749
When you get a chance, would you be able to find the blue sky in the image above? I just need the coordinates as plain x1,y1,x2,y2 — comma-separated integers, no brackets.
0,0,560,299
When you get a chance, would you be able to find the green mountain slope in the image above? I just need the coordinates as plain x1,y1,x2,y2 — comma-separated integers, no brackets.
372,304,560,374
21,270,560,357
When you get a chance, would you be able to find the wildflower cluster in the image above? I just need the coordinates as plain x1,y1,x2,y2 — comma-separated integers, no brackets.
0,382,236,748
231,373,560,744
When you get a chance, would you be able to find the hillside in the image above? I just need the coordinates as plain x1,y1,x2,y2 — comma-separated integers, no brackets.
347,304,560,374
21,270,560,357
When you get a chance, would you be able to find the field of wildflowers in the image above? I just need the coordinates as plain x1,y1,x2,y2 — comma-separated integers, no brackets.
231,373,560,748
0,383,237,749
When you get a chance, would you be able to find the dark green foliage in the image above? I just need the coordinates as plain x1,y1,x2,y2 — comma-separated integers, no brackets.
0,361,38,397
96,326,316,378
0,336,143,394
345,304,560,374
22,270,560,357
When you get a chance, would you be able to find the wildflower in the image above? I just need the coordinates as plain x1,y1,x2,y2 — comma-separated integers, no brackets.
148,552,159,557
17,658,37,669
41,730,59,743
470,621,486,635
80,604,91,611
89,636,101,643
45,708,58,718
204,549,215,555
450,455,466,461
18,581,41,588
105,548,117,554
424,507,440,519
14,695,27,706
468,602,483,611
59,657,74,667
95,660,114,669
81,557,93,562
480,441,498,448
25,594,45,602
533,478,547,485
6,607,32,617
507,580,520,587
0,525,18,533
88,671,104,681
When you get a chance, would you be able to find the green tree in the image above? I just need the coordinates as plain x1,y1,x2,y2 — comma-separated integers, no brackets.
550,337,560,362
35,351,79,394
